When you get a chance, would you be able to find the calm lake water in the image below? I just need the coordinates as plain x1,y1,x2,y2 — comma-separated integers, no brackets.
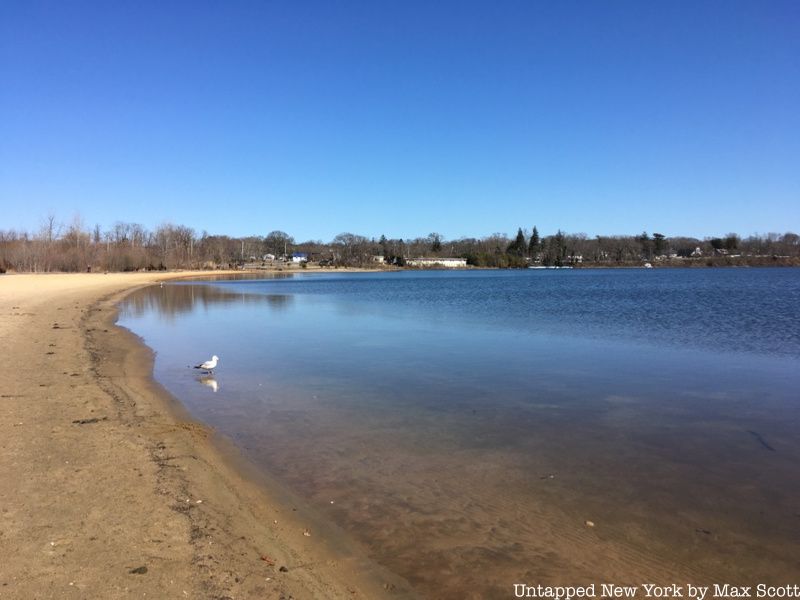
119,269,800,598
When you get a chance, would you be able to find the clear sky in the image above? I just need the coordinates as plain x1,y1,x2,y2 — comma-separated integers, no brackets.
1,0,798,241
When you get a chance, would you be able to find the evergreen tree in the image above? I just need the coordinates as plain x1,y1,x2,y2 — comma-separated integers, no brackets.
507,227,526,256
553,230,567,266
528,226,540,257
724,234,740,251
652,233,666,256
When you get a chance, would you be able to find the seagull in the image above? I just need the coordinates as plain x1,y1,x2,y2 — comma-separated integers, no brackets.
194,355,219,373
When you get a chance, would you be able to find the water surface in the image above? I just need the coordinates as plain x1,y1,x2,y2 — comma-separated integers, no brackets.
120,269,800,598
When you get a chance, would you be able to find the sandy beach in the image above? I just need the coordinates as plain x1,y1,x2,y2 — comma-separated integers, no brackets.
0,272,409,599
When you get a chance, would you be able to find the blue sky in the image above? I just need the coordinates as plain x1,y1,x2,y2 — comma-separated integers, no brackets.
1,0,798,240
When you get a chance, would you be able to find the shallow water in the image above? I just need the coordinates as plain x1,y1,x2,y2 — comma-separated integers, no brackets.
119,269,800,598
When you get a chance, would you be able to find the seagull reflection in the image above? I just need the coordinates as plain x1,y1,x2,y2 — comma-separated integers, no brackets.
198,375,219,393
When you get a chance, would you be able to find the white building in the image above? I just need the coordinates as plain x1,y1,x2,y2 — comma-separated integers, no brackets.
406,257,467,268
291,252,308,263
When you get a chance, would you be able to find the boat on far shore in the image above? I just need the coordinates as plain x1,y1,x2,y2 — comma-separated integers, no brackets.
529,265,574,269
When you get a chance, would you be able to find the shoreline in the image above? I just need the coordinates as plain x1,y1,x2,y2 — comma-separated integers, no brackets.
1,272,410,599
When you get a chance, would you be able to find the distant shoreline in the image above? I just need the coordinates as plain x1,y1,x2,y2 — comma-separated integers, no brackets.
4,255,798,277
234,256,800,271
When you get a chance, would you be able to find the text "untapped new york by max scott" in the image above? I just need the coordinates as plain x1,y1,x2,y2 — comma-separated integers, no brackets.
512,584,800,600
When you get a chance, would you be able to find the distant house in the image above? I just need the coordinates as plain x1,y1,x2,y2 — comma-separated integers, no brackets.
291,252,308,263
406,257,467,268
691,247,703,257
372,255,386,264
263,253,276,261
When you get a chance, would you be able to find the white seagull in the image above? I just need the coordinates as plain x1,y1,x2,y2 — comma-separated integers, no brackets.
194,355,219,373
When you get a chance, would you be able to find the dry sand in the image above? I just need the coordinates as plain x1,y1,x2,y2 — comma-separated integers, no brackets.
0,272,411,599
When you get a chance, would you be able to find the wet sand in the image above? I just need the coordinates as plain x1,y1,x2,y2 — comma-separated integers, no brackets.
0,272,408,599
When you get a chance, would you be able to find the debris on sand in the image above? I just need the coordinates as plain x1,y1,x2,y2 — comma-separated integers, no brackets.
72,417,108,425
129,566,148,574
747,430,776,452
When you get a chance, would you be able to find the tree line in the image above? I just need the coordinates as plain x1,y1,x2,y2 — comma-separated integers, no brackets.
1,215,798,272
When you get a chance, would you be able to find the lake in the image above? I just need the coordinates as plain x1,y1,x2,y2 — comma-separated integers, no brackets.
119,269,800,598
